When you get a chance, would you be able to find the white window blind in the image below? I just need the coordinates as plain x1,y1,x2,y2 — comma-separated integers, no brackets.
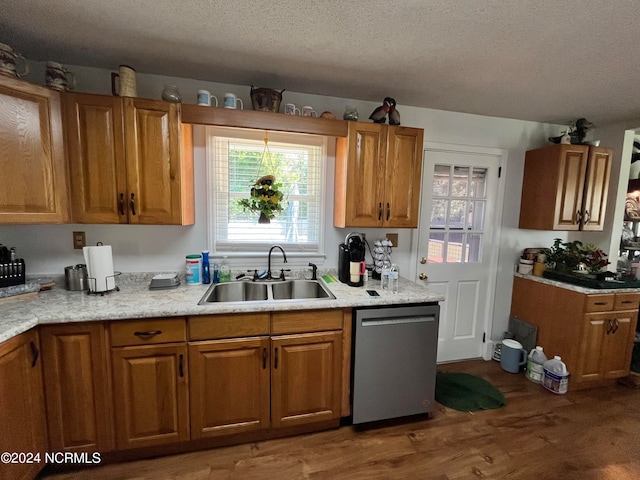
206,127,326,254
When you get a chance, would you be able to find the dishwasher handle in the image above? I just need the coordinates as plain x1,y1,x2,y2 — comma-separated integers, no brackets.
361,315,436,327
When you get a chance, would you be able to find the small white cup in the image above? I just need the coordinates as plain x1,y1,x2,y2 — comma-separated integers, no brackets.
224,93,244,110
197,90,218,107
284,103,301,115
302,106,317,117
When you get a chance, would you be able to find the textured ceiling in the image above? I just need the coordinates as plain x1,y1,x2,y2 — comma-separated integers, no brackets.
2,0,640,126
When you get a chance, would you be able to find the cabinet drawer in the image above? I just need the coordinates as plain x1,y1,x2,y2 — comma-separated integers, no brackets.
584,294,615,312
614,293,640,311
272,309,343,335
189,313,270,340
110,318,186,347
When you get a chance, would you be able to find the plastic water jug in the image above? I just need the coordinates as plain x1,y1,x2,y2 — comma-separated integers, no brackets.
525,346,547,384
542,356,570,394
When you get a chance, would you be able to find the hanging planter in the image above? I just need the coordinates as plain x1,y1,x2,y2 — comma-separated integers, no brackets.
237,175,285,224
238,175,285,224
237,132,286,224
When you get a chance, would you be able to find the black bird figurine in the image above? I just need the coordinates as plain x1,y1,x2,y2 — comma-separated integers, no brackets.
389,101,401,126
548,118,594,145
369,97,400,125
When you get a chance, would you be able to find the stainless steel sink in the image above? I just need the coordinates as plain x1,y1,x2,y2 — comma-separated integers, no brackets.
199,281,269,303
271,280,335,300
198,279,334,304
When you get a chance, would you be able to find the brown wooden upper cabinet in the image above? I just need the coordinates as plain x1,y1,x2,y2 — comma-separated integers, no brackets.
519,144,611,231
0,76,69,224
334,122,424,228
65,93,194,224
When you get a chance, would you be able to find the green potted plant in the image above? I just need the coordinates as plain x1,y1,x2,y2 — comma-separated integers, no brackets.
582,243,610,275
237,175,285,224
544,238,609,275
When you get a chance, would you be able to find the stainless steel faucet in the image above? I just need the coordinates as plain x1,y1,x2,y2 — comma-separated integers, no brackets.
267,245,288,280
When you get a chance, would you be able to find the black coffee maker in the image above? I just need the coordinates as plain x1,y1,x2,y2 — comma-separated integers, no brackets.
338,233,366,286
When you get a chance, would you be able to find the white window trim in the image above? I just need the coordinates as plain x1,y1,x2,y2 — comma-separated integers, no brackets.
205,126,327,267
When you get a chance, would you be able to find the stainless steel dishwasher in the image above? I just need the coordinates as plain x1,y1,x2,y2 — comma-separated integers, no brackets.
352,303,439,424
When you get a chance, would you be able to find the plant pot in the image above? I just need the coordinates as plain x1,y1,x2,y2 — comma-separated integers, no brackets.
250,86,284,112
258,212,270,224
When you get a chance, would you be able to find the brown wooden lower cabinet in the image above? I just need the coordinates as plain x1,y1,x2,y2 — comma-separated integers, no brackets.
271,331,342,428
511,276,639,386
0,330,48,480
188,336,270,438
111,343,190,450
188,311,345,436
40,323,113,452
578,310,637,382
2,308,350,472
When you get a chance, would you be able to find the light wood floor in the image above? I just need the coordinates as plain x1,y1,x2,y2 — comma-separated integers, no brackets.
40,360,640,480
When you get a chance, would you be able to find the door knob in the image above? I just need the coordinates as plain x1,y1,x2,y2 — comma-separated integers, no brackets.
420,257,427,264
419,273,428,280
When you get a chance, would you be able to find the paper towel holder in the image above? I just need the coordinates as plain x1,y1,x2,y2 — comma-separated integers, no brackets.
87,271,121,296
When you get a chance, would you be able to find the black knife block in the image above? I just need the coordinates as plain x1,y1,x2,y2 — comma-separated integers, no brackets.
0,259,26,288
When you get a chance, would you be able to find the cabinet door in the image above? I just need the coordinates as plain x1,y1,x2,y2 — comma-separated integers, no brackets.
519,145,589,230
111,343,189,449
581,147,611,231
65,93,127,223
124,98,188,225
271,331,342,428
384,126,424,227
334,123,386,227
576,312,608,382
0,330,47,480
603,311,637,379
553,146,588,230
189,337,270,438
40,323,113,452
0,76,69,224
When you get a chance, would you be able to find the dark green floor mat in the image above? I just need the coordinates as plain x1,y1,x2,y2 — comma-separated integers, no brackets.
435,372,507,412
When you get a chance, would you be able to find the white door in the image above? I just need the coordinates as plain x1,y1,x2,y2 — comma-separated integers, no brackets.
415,144,505,362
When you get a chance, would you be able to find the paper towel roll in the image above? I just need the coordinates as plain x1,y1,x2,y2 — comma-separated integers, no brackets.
83,245,115,292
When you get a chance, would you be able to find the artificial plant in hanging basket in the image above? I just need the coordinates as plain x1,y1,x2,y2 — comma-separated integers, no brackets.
237,175,285,224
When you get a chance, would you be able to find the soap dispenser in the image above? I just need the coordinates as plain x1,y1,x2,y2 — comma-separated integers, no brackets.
220,256,231,283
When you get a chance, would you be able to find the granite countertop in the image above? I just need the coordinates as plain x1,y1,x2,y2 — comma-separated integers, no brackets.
0,273,444,344
514,271,640,294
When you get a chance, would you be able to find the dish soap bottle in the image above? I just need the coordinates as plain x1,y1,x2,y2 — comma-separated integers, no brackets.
201,250,210,284
220,256,231,283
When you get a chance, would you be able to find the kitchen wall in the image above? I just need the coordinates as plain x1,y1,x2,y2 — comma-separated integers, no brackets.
3,62,630,343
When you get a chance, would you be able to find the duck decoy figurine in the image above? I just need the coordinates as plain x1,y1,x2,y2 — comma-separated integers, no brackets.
369,97,400,125
548,118,594,145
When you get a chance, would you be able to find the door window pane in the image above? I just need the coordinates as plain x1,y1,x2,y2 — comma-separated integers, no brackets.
470,168,487,198
468,234,482,262
428,232,446,263
449,200,468,229
447,233,465,263
433,165,450,196
431,200,448,227
470,201,485,230
452,167,469,197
